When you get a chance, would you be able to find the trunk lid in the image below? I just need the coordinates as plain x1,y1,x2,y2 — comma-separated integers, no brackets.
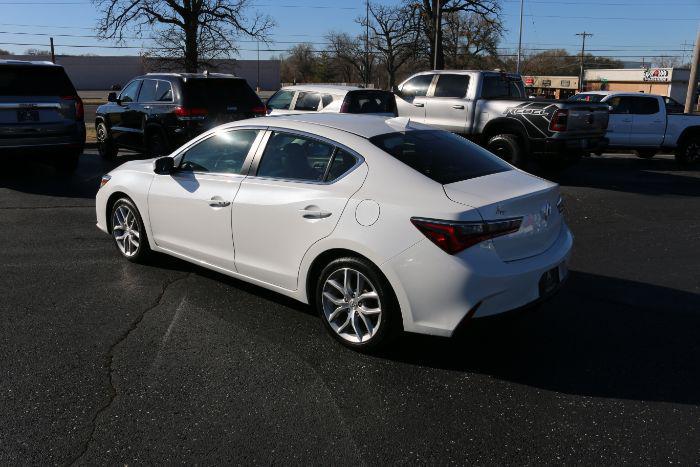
444,170,562,262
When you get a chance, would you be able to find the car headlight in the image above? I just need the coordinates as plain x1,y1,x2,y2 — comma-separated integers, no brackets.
99,174,111,189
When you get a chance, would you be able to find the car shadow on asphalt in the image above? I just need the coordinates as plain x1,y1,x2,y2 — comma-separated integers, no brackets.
551,155,700,197
383,270,700,405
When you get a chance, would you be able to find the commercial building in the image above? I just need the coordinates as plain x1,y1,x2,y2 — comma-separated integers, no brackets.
584,67,697,104
523,75,579,99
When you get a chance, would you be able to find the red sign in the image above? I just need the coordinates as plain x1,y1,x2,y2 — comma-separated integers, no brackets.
524,77,535,86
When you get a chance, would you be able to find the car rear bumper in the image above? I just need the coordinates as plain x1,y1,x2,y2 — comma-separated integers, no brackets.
0,128,86,151
382,223,573,337
533,136,608,157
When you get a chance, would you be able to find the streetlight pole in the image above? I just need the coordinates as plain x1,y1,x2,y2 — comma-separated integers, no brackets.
576,31,593,92
516,0,524,74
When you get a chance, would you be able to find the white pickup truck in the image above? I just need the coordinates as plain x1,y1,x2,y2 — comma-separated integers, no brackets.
570,91,700,165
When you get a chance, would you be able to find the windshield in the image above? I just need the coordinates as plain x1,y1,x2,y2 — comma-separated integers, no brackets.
369,130,511,185
0,65,75,96
184,78,261,110
569,94,605,102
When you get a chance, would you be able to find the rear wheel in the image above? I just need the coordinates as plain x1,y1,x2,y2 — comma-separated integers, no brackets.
96,122,117,160
110,198,151,263
486,133,526,168
676,136,700,167
315,256,400,352
636,149,656,159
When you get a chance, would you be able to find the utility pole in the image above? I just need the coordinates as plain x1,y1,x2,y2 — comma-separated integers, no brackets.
256,40,260,92
365,0,369,87
576,31,593,92
433,0,441,70
516,0,524,74
684,28,700,113
49,37,55,63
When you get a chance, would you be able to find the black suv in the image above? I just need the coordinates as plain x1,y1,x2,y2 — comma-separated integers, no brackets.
0,60,85,172
95,72,265,159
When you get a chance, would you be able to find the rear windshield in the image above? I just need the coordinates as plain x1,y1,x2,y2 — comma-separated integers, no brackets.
184,78,261,109
369,130,511,184
0,65,76,96
569,94,604,102
345,91,397,114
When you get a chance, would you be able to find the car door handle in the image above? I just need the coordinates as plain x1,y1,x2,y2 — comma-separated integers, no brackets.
451,104,465,109
413,103,424,107
208,196,230,208
299,207,332,219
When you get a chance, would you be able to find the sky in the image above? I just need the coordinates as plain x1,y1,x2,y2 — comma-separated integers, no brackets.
0,0,698,64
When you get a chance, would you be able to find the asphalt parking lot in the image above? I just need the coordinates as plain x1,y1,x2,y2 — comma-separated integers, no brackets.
1,151,699,464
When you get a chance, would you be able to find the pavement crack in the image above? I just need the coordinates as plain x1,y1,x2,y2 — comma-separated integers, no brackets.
66,272,191,466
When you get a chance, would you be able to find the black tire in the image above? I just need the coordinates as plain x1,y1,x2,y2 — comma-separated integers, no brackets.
146,128,168,158
636,149,656,159
54,148,80,174
96,121,118,160
486,133,526,168
315,256,401,352
675,136,700,167
109,197,151,263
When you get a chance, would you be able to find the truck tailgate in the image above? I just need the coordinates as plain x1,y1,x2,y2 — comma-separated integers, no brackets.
565,104,609,132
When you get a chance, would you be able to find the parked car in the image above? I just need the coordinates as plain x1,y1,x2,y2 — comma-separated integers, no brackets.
0,59,85,172
95,72,266,160
570,91,700,164
395,70,609,168
96,113,572,351
266,85,397,116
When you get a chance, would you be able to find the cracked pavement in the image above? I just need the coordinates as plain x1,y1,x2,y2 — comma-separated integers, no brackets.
1,151,699,464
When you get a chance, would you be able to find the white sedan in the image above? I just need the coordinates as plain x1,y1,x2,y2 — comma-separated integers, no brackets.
96,114,572,351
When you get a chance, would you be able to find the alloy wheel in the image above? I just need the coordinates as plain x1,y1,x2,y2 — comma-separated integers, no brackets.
112,204,140,257
321,268,382,343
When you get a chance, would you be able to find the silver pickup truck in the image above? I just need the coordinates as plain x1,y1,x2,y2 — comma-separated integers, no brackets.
571,91,700,165
395,70,609,168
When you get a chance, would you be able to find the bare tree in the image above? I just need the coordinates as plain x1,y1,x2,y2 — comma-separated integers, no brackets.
408,0,500,70
442,10,501,69
281,43,316,83
652,55,684,68
326,32,375,86
359,3,419,89
93,0,274,72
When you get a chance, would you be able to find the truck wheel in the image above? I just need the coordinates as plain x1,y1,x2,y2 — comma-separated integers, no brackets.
676,136,700,167
96,122,118,161
636,149,656,159
487,134,525,168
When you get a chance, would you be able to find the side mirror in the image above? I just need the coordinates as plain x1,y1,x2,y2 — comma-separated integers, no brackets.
153,156,175,175
108,92,117,103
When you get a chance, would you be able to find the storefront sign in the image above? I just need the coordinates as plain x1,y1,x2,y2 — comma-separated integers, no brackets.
560,79,570,87
643,68,670,82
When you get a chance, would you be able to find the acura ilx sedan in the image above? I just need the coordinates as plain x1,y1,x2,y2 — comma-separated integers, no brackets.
96,113,572,351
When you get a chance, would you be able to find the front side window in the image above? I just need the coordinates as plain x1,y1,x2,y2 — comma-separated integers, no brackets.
369,130,511,185
607,96,632,114
179,130,259,174
433,74,470,98
267,90,295,110
119,80,141,103
294,92,322,111
257,132,335,182
399,74,433,98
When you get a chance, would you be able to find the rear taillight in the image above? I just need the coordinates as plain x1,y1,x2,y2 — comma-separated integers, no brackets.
252,104,267,116
174,107,208,120
411,217,522,255
62,95,84,120
549,109,568,132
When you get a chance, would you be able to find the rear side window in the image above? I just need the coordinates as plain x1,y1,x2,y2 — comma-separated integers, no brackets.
0,65,76,96
137,79,158,102
267,90,294,110
344,91,397,114
569,94,604,102
399,75,433,98
294,92,322,111
257,132,334,181
184,78,261,110
155,81,173,102
369,130,511,185
326,149,358,181
630,96,659,115
433,74,469,98
481,75,524,99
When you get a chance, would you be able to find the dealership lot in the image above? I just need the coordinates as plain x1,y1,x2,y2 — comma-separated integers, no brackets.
1,152,699,463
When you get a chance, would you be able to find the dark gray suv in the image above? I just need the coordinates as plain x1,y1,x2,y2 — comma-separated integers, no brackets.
0,60,85,172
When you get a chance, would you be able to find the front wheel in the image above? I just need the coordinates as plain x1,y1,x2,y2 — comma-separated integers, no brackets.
676,136,700,167
96,122,118,160
110,198,151,262
315,257,400,352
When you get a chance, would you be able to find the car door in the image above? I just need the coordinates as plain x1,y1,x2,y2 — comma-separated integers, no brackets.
111,79,142,149
395,74,434,123
629,96,665,147
604,96,633,147
148,128,264,271
232,130,367,290
425,74,470,133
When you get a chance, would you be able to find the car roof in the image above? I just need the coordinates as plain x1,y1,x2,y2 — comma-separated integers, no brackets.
225,113,433,139
0,59,61,67
280,84,366,94
142,72,242,80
